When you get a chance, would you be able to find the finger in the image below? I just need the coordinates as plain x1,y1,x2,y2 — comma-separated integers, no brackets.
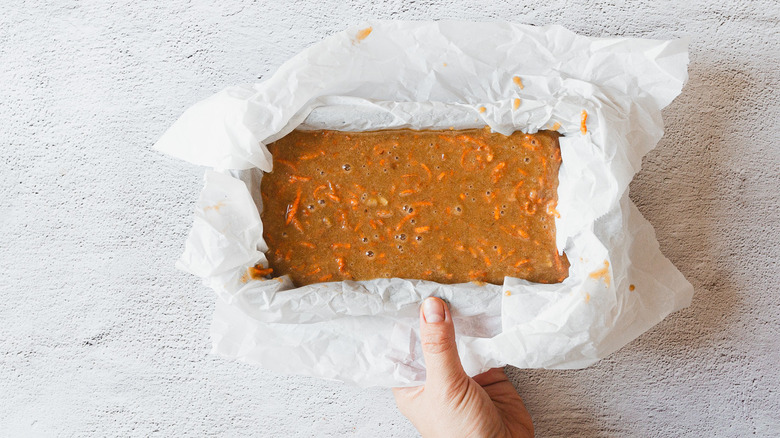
419,297,466,388
475,368,528,410
472,367,509,387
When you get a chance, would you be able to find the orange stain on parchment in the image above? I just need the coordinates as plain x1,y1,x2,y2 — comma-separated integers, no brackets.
588,260,611,288
204,201,225,212
355,27,372,42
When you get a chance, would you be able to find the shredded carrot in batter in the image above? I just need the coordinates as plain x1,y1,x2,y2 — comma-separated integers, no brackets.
285,188,302,225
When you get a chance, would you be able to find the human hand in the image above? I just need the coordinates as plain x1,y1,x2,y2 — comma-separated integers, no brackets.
393,297,534,438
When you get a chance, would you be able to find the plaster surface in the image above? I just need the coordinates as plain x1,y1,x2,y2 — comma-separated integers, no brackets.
2,1,778,436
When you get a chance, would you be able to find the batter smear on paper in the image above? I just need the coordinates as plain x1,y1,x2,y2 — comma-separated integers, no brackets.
260,127,569,286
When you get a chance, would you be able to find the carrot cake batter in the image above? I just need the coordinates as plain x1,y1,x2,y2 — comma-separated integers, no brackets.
260,127,569,286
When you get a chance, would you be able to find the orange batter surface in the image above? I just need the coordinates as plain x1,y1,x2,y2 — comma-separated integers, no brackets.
260,127,569,286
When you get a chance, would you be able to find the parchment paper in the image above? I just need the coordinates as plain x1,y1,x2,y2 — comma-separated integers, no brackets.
154,21,693,387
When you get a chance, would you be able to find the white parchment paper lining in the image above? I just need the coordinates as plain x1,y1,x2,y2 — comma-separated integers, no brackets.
154,21,693,387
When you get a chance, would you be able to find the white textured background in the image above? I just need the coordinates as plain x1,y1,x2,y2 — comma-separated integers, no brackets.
2,1,778,436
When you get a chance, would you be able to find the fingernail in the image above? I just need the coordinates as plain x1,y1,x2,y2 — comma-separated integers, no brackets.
422,297,445,323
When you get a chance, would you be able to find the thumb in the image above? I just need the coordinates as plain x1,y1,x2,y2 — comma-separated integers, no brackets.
419,297,466,388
